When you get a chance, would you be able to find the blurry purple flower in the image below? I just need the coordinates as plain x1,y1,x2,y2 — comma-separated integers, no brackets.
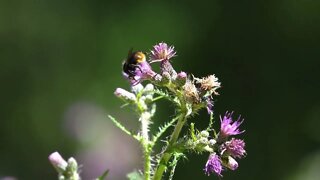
204,153,223,177
225,138,246,158
150,42,176,62
0,177,17,180
219,112,244,140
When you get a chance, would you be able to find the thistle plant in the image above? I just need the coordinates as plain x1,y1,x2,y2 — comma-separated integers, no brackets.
49,42,247,180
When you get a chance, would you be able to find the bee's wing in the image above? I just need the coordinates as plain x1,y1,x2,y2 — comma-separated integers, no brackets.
128,48,133,58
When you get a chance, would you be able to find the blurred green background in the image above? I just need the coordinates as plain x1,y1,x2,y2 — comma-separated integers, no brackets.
1,0,320,179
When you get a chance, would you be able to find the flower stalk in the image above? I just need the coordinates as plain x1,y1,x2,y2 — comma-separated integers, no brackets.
140,111,152,180
152,112,187,180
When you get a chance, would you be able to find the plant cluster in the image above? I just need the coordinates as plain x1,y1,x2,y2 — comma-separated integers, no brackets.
49,42,247,180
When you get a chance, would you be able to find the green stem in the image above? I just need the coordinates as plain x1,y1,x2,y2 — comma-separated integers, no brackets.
144,146,152,180
140,111,151,180
152,112,187,180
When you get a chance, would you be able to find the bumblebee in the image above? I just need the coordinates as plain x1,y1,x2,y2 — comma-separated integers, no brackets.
123,49,146,79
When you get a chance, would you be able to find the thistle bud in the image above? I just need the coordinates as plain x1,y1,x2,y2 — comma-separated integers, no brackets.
114,88,136,102
48,152,68,173
200,130,210,138
161,72,171,85
174,71,187,87
209,139,217,146
223,156,238,170
131,83,144,94
67,157,78,172
144,84,154,93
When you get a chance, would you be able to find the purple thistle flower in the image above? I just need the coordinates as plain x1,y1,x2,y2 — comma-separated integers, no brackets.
123,60,157,85
150,42,177,76
219,112,244,140
225,138,246,158
204,153,223,177
150,42,176,62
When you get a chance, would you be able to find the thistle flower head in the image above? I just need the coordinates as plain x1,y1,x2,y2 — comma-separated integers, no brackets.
219,112,244,140
123,60,157,85
204,153,223,176
150,42,176,62
183,79,200,103
225,138,246,158
196,75,221,95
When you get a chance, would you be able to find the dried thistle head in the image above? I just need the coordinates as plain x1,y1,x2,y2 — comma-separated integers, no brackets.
196,75,221,95
183,79,200,103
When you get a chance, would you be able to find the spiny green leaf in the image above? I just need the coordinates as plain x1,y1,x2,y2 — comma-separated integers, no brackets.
168,153,185,180
96,169,109,180
154,89,173,101
120,103,130,108
108,115,140,141
151,116,180,146
151,95,165,102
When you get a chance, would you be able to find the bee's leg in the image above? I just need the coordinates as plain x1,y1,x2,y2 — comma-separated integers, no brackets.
128,69,137,77
152,73,160,80
130,76,140,85
133,64,143,73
